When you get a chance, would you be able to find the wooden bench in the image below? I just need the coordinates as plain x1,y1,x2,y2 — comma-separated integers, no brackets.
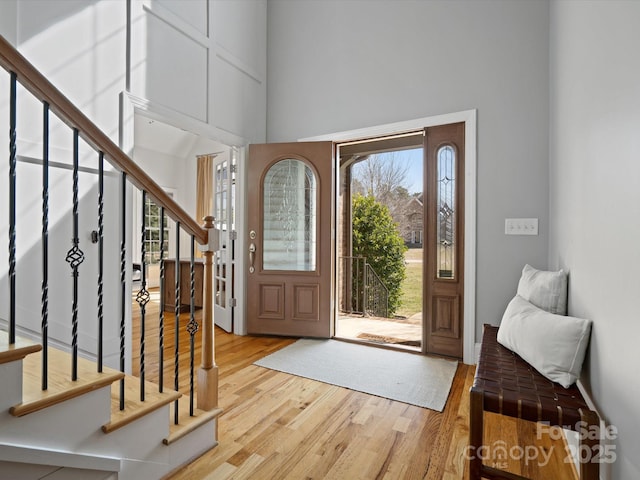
469,324,599,480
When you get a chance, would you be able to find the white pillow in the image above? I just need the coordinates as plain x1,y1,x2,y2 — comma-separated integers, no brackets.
497,295,591,388
517,264,568,315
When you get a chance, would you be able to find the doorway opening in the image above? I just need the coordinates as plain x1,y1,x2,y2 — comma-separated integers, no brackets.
333,121,466,359
335,132,424,351
128,113,239,381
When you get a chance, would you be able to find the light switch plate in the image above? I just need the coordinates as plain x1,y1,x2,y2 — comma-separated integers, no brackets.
505,218,538,235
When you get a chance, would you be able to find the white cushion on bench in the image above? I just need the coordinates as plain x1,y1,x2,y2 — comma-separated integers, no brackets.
498,295,591,388
517,264,568,315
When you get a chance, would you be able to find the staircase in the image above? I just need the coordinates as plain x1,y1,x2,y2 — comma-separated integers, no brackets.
0,35,221,478
0,330,221,478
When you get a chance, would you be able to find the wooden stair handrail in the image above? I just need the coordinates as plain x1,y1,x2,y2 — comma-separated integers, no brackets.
1,35,218,414
0,35,207,244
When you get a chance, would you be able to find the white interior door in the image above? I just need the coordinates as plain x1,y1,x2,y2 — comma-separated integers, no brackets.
213,151,236,332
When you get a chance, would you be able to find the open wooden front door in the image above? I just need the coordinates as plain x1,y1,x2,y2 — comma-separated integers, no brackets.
247,142,334,337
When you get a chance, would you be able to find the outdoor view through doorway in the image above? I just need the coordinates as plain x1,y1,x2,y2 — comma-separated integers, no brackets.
336,133,425,352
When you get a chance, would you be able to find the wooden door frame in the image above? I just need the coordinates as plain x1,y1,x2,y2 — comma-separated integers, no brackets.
302,109,477,365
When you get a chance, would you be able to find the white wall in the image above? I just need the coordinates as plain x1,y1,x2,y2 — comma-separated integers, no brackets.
129,0,267,145
0,1,16,320
18,0,127,140
267,0,550,340
0,0,17,45
0,0,266,366
0,0,128,368
549,1,640,478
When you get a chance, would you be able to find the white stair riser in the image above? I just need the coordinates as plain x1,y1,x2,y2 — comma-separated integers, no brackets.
84,407,170,461
0,361,23,410
166,419,218,469
0,354,218,478
0,388,111,450
118,418,218,480
0,461,117,480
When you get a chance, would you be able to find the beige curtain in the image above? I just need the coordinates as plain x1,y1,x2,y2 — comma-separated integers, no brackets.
196,154,215,257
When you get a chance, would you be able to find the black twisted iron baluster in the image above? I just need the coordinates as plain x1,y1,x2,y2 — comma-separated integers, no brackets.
173,222,181,424
41,101,50,389
119,172,127,410
187,236,199,417
97,151,104,372
8,72,16,345
158,207,165,392
136,191,150,401
65,129,85,381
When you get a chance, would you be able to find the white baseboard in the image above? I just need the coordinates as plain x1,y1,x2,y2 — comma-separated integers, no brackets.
0,443,120,473
576,380,611,480
552,381,609,480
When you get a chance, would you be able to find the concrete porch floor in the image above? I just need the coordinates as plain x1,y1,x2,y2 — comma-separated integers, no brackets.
335,312,423,351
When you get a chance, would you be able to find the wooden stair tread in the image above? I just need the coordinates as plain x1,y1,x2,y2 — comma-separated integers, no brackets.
163,395,222,445
102,376,182,433
11,347,124,417
0,330,42,365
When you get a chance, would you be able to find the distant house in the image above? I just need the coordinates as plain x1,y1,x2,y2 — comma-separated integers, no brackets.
403,193,423,247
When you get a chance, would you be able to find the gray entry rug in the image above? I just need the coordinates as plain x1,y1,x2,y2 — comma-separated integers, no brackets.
254,339,458,412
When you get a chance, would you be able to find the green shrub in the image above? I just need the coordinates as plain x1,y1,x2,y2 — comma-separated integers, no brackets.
352,194,407,315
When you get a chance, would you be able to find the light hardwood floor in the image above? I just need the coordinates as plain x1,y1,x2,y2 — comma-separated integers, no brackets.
132,297,577,479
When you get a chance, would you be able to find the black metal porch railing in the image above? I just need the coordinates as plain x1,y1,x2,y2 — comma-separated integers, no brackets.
339,256,389,318
364,263,389,318
0,35,209,420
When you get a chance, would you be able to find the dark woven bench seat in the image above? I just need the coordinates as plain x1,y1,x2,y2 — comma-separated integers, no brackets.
469,324,599,480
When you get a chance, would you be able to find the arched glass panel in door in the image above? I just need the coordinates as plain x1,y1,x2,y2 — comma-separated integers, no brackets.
436,145,456,279
263,159,317,271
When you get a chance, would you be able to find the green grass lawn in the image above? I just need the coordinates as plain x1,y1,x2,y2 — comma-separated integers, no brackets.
396,248,423,318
